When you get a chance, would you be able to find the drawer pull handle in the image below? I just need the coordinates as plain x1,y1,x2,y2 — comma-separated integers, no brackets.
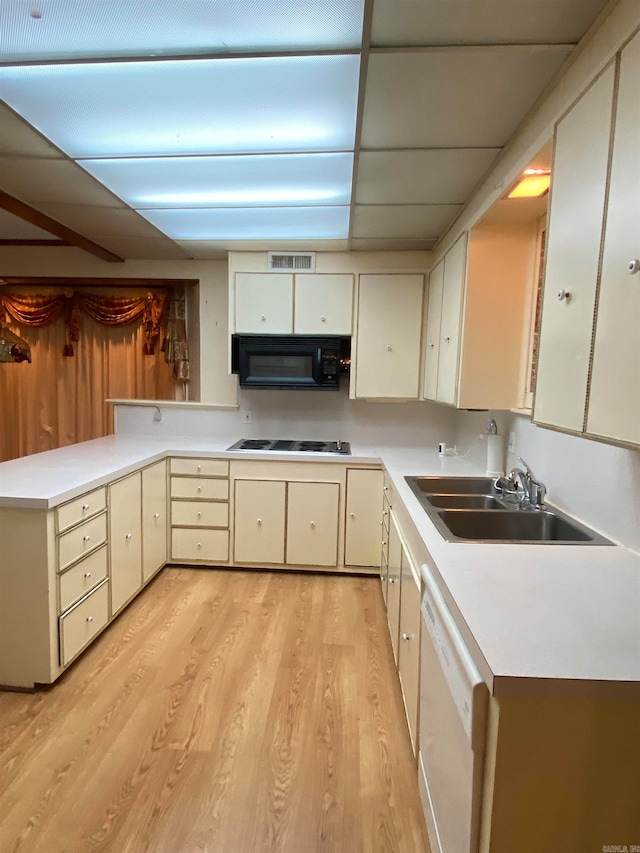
86,616,94,623
126,533,132,540
84,572,92,579
154,513,160,519
83,535,91,542
82,504,90,511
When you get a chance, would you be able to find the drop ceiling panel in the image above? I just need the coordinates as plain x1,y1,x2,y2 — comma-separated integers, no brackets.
178,239,350,258
0,158,126,207
141,206,351,240
0,208,62,240
0,56,360,158
82,236,192,261
33,205,173,239
2,0,364,60
371,0,611,47
0,104,65,158
80,153,354,208
352,205,462,239
355,148,501,204
361,47,572,149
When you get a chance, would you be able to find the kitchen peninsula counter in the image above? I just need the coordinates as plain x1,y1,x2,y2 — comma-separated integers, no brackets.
1,436,639,697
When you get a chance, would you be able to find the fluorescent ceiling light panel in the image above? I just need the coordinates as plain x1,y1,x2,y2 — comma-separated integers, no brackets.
1,0,364,61
508,170,551,198
80,153,354,208
0,56,360,157
139,207,350,240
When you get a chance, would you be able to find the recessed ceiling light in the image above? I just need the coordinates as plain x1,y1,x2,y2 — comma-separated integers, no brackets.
508,169,551,199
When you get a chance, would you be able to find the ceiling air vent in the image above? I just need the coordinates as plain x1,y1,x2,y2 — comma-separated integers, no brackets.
268,251,316,272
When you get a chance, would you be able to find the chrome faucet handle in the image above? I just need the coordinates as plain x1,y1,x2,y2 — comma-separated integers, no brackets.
516,457,546,508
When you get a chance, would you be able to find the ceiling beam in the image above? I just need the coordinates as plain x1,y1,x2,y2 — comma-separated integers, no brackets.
0,190,124,263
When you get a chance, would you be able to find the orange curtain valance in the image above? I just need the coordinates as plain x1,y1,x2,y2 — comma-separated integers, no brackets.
0,289,168,356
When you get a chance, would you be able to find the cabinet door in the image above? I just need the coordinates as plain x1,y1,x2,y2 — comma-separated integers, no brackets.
386,513,402,664
423,258,444,401
436,233,467,405
294,274,353,335
534,65,615,432
398,556,421,754
355,274,424,399
286,481,340,567
109,472,142,616
235,273,293,333
587,33,640,446
142,460,167,583
234,479,286,564
344,468,383,567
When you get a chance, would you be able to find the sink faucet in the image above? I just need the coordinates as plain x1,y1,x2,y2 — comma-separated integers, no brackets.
506,457,547,509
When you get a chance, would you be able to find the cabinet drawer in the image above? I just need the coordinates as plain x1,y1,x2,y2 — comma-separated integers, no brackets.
59,581,109,666
56,487,107,533
171,528,229,562
171,500,229,528
59,546,108,613
170,458,229,477
170,477,229,500
58,512,107,571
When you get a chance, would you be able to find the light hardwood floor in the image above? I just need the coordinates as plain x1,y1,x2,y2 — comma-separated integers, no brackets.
0,568,429,853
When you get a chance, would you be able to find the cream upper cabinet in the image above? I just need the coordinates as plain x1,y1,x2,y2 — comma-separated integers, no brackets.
109,471,143,616
235,273,293,333
286,481,340,567
533,64,616,433
354,274,424,399
141,460,167,583
233,272,353,335
423,259,444,401
293,274,353,335
234,479,287,564
344,468,384,568
586,32,640,446
424,227,531,409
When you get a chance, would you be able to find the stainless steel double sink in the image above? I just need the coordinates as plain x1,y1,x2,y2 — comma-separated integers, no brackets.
405,476,613,545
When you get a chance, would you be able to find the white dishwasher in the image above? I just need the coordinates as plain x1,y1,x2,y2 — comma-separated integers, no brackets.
418,563,489,853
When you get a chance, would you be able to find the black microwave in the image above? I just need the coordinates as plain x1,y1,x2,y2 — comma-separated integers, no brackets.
231,334,350,390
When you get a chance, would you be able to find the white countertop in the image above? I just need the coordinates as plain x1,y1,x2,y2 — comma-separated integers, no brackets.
1,435,639,696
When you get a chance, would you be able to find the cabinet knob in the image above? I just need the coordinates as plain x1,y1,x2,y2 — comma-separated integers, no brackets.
257,518,262,525
321,315,326,322
197,542,202,549
197,511,202,518
126,533,132,540
82,504,90,511
428,343,435,349
197,465,202,472
86,616,94,623
310,521,316,528
83,535,91,542
84,572,92,579
557,289,571,301
444,336,451,343
386,345,392,351
154,512,160,519
261,315,266,321
402,633,410,641
350,512,355,519
389,577,395,584
197,485,202,493
628,259,640,275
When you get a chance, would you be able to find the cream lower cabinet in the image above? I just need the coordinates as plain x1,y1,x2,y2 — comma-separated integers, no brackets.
398,553,421,754
109,471,143,617
386,512,403,664
170,458,230,563
344,468,384,568
354,274,424,399
233,478,339,567
142,459,167,583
